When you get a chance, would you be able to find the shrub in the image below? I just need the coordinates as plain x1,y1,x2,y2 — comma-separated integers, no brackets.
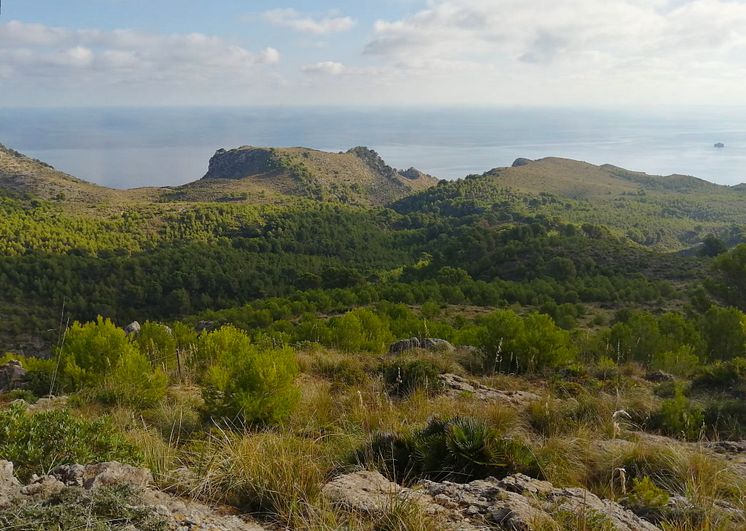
650,346,700,377
0,485,167,531
703,399,746,439
136,321,177,370
56,317,168,408
382,358,446,398
313,356,368,387
200,327,299,425
361,416,538,484
651,386,704,441
0,404,142,481
692,357,746,395
0,353,55,397
626,476,670,509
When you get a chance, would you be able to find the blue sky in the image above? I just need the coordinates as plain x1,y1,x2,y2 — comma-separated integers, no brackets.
2,1,746,106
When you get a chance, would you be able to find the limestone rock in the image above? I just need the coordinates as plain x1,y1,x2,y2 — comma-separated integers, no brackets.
438,373,540,406
322,470,406,514
124,321,141,335
0,360,27,392
52,462,153,490
0,460,21,509
21,475,66,497
389,337,421,354
420,338,456,352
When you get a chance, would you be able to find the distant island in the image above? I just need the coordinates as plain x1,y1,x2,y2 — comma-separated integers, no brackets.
715,142,726,148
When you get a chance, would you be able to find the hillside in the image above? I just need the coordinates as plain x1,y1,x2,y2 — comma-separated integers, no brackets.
395,157,746,250
0,144,121,204
164,146,437,205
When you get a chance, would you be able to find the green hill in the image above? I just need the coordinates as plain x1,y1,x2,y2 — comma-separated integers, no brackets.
395,157,746,250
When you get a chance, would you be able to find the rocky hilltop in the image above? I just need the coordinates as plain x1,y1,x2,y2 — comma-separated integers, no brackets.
186,145,437,205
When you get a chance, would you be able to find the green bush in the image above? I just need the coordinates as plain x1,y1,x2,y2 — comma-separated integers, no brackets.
692,358,746,394
703,399,746,439
0,353,55,397
651,386,704,441
136,321,177,370
381,358,445,397
361,417,538,484
471,310,575,374
650,346,700,377
200,326,299,426
0,404,142,481
56,317,168,408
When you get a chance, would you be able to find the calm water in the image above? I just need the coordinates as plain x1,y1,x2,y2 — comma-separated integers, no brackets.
1,106,745,188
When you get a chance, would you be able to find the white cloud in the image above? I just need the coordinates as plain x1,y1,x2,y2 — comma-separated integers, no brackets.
264,8,356,35
0,20,280,86
302,61,346,75
357,0,746,104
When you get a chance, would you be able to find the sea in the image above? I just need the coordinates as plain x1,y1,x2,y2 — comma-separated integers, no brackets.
1,106,745,189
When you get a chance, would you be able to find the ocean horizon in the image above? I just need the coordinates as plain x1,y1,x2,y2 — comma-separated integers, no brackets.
1,106,745,189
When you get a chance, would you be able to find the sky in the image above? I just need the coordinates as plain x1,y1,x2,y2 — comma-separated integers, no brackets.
2,0,746,107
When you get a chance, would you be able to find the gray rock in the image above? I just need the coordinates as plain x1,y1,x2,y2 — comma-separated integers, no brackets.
0,460,22,508
512,158,534,167
124,321,141,335
389,337,421,354
52,462,152,490
420,338,456,352
21,475,65,497
0,359,28,392
438,373,540,406
324,471,661,531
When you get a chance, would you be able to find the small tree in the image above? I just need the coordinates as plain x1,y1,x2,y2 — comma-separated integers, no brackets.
200,327,299,426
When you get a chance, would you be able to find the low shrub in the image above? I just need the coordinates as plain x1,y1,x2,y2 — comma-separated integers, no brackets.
360,416,538,484
703,399,746,439
0,485,167,531
650,386,704,441
692,358,746,395
0,403,142,481
381,358,446,398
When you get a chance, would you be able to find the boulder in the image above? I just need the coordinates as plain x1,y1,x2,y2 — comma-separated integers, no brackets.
0,460,21,508
512,158,534,167
420,338,456,352
52,462,152,490
389,337,421,354
21,475,65,498
124,321,141,335
438,373,540,406
0,360,27,392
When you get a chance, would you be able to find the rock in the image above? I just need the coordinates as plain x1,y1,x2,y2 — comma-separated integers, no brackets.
51,463,86,487
12,395,69,412
438,373,540,406
324,471,661,531
83,462,153,490
706,441,746,454
389,337,421,354
512,158,534,167
0,460,21,508
420,338,456,352
52,462,153,490
322,470,406,514
644,370,674,383
545,486,659,530
715,142,726,149
196,320,215,333
21,475,65,497
0,359,28,392
124,321,141,335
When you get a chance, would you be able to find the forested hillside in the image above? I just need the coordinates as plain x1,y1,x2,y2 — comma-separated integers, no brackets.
5,144,746,529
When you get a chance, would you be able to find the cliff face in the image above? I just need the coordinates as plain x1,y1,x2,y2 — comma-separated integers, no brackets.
202,147,282,181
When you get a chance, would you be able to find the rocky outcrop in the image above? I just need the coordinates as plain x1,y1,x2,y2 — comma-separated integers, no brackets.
347,147,401,182
323,471,660,531
203,147,282,180
388,337,456,354
0,360,27,392
389,337,421,354
400,167,433,181
438,373,540,406
512,158,534,167
0,461,266,530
